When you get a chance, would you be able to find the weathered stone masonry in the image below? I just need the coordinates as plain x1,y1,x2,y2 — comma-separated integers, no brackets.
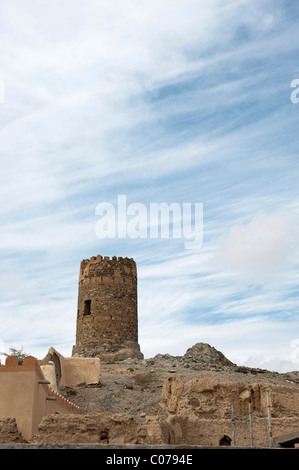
72,255,143,361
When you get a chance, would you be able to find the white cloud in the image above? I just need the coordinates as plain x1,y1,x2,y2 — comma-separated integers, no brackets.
212,211,299,284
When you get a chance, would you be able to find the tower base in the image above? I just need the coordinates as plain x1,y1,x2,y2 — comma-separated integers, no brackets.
72,340,144,363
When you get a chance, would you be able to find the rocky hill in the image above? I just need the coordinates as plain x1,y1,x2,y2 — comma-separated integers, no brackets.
59,342,299,417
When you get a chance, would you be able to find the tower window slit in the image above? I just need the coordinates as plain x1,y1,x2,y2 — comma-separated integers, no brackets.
83,299,91,316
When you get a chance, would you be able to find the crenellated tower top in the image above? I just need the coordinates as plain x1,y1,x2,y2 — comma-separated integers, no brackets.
79,255,137,284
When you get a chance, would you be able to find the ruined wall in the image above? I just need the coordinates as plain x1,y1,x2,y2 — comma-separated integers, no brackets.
72,255,143,361
159,374,299,446
32,412,167,445
163,415,299,447
160,374,299,419
30,412,299,447
0,418,25,443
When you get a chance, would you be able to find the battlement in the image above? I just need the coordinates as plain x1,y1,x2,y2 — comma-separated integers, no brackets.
0,355,37,371
80,254,136,269
79,254,137,283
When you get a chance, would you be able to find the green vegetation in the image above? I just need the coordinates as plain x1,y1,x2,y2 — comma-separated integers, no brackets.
0,346,29,365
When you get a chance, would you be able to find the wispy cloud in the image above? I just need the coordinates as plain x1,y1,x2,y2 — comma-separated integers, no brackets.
0,0,298,371
212,211,299,283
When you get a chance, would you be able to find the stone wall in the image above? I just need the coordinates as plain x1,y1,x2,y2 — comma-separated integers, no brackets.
160,374,299,419
159,374,299,446
31,413,167,445
163,415,299,447
72,255,143,361
0,418,25,443
29,412,299,447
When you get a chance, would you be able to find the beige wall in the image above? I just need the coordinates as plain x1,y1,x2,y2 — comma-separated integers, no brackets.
0,355,79,441
60,357,100,387
0,370,36,440
40,347,100,389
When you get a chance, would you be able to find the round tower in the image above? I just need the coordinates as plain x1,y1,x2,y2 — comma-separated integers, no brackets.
72,255,143,361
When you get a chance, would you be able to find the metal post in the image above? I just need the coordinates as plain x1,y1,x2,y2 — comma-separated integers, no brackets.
231,404,236,447
249,403,254,447
266,391,273,447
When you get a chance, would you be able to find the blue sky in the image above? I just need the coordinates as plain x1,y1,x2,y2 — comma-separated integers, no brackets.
0,0,298,371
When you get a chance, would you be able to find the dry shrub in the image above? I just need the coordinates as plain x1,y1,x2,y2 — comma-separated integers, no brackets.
134,371,156,389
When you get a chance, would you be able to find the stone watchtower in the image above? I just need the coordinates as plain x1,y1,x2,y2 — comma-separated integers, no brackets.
72,255,143,361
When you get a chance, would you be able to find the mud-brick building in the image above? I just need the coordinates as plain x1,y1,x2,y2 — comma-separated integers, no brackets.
72,255,143,361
